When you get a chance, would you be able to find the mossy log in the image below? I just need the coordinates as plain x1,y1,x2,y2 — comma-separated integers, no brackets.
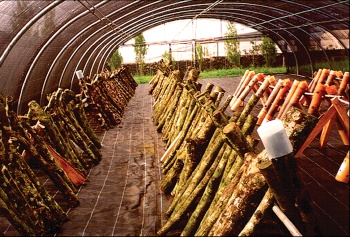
8,125,80,207
149,70,163,94
0,139,67,234
154,72,182,123
169,119,219,195
223,122,254,157
159,88,183,134
49,99,100,165
0,195,37,236
152,73,167,101
194,158,245,236
60,89,102,151
208,152,268,236
69,93,101,149
165,129,222,214
260,153,321,235
181,144,232,236
27,100,87,174
238,188,275,236
154,71,178,108
257,157,305,234
159,156,184,194
157,136,226,236
1,98,68,224
236,76,270,128
195,106,318,236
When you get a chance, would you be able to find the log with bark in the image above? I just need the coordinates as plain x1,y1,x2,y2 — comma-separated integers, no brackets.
0,103,68,235
195,107,318,236
230,73,265,112
257,79,283,125
27,100,88,174
229,70,255,109
261,79,292,124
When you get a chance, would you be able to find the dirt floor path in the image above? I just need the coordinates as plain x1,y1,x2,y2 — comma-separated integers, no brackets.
54,83,171,236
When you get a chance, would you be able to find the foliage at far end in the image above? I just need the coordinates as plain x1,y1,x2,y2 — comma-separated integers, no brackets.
108,49,123,71
133,33,148,76
162,50,176,69
224,21,241,67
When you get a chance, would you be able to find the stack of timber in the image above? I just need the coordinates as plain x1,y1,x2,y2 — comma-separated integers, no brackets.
151,60,349,236
77,66,137,131
0,67,138,235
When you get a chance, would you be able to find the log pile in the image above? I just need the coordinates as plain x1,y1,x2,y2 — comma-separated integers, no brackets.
0,67,137,235
151,61,348,236
77,66,137,131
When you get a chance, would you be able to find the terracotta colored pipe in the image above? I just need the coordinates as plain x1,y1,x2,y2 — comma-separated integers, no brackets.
317,69,330,86
230,73,264,112
277,80,299,119
233,69,249,97
252,75,271,105
277,80,309,120
230,70,255,108
307,82,327,116
325,70,337,85
308,69,322,92
338,71,349,97
262,79,292,124
257,79,283,125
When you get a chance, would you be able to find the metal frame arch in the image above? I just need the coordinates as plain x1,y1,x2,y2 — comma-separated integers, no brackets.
96,10,302,77
217,3,333,70
93,11,298,79
96,14,210,75
217,1,348,53
63,0,269,84
0,0,63,68
62,0,181,84
17,0,110,113
281,0,349,28
14,0,346,112
83,0,172,78
96,1,328,76
67,0,210,81
56,1,149,89
47,1,140,89
214,7,328,73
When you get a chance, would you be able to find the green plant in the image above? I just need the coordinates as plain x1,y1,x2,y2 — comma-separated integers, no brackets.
132,75,154,84
108,49,123,71
133,33,148,76
260,36,277,67
162,50,176,69
195,43,205,71
133,66,287,84
224,21,241,67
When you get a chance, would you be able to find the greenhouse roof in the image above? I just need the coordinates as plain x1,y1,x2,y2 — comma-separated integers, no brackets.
0,0,349,114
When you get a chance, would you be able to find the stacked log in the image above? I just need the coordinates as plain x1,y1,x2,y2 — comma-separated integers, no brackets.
0,66,138,235
77,66,137,130
0,93,68,236
152,61,347,236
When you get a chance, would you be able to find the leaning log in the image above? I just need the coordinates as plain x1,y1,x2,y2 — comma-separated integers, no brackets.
180,144,232,236
27,100,87,175
208,152,268,236
238,188,275,236
197,107,318,236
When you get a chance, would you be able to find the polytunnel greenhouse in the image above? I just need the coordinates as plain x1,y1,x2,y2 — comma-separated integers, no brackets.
0,0,349,236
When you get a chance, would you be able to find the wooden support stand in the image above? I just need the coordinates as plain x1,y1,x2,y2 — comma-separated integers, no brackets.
295,97,349,158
